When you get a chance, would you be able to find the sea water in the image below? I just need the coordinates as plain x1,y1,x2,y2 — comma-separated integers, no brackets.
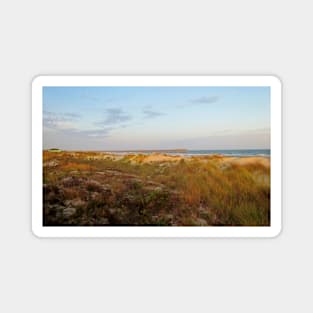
174,149,270,157
107,149,270,157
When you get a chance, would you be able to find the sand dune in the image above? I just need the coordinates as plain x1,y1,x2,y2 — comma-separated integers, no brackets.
141,153,182,163
120,152,270,167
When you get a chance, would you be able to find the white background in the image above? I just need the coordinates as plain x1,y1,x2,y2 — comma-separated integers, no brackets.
0,1,311,312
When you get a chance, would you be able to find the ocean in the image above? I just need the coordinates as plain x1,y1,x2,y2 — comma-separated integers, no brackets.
173,149,270,157
107,149,270,157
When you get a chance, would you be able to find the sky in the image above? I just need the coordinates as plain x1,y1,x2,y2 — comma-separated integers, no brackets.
43,86,270,150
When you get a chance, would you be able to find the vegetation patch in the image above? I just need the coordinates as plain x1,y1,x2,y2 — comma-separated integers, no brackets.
43,151,270,226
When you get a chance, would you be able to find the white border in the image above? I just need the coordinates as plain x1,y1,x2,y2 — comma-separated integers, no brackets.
32,75,282,238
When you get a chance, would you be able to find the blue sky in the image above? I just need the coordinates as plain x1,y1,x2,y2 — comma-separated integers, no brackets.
43,86,270,150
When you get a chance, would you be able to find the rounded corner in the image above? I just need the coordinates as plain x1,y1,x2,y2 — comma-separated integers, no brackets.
31,225,44,239
268,75,282,88
32,75,45,88
269,224,283,238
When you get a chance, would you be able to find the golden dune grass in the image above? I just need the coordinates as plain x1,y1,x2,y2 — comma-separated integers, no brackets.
43,151,270,226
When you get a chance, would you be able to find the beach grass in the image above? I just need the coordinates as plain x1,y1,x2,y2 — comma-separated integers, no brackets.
43,151,270,226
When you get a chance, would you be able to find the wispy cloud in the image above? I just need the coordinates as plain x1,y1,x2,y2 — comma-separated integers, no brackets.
190,96,219,104
211,128,270,136
171,128,270,149
96,108,132,126
76,128,113,137
210,129,233,136
63,112,81,118
80,94,115,104
43,111,113,138
143,109,165,119
80,94,100,102
43,111,81,130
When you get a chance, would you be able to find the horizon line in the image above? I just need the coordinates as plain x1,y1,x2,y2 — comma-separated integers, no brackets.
44,148,271,152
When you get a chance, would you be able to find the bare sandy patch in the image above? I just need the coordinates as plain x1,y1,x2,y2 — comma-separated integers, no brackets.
141,153,182,163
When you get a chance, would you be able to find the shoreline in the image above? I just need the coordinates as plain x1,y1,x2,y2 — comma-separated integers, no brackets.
44,149,270,156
